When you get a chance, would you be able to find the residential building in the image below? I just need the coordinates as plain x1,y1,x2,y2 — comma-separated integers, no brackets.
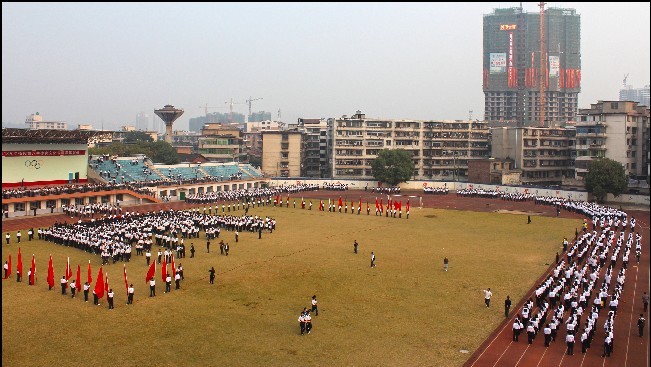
619,84,650,108
468,158,521,185
198,123,243,163
331,111,490,181
261,130,303,177
490,126,576,185
297,118,331,178
575,100,650,183
25,112,67,130
483,6,581,126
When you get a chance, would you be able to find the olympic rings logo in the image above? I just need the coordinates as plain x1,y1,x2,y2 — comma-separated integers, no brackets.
25,159,43,169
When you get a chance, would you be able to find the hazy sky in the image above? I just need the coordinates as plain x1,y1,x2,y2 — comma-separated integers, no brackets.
2,2,650,131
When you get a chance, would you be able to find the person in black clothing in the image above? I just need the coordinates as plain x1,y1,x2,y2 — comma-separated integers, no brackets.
505,296,512,318
353,240,358,254
190,244,195,258
209,267,216,284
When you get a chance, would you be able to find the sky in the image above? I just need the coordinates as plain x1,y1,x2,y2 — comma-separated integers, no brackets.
2,2,650,132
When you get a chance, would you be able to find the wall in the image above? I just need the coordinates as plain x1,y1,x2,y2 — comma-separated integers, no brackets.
2,144,88,187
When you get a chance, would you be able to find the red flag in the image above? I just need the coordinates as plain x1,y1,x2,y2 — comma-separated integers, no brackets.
375,197,379,210
94,267,105,299
161,257,167,283
5,254,11,279
29,254,36,285
76,264,82,293
145,260,155,283
350,199,354,209
123,264,129,296
338,196,343,208
105,272,109,302
359,197,362,211
406,199,410,214
171,254,176,280
65,257,72,280
87,260,92,285
17,248,23,279
380,199,384,213
47,255,55,289
388,198,392,210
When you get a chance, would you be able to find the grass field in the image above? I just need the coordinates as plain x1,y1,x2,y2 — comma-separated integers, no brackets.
2,205,580,367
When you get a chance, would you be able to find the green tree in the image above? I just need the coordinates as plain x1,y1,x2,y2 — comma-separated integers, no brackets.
371,149,415,186
123,131,153,143
149,140,180,165
584,158,627,203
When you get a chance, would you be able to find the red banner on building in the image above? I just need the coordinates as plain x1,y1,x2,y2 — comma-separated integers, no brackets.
2,150,85,157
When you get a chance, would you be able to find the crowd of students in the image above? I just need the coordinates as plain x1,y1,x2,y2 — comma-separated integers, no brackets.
511,212,643,357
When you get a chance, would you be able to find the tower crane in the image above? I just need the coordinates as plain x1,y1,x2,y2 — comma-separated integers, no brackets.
224,98,244,123
623,73,629,87
245,97,263,119
199,103,226,116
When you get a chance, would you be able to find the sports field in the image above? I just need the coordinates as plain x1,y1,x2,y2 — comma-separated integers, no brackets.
2,200,579,367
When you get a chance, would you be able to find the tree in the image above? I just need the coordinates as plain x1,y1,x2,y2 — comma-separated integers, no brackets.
584,158,627,203
371,149,415,186
149,141,180,165
123,131,153,143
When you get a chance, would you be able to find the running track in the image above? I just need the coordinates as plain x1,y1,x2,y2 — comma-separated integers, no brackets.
2,189,648,367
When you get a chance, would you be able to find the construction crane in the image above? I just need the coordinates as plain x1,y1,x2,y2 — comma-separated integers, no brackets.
245,97,263,119
224,98,243,123
199,103,225,116
538,1,546,127
623,73,629,87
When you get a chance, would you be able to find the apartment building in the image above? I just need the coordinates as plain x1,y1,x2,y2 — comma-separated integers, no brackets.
198,123,243,163
575,100,649,183
261,130,303,178
331,111,490,180
297,118,331,178
491,126,576,185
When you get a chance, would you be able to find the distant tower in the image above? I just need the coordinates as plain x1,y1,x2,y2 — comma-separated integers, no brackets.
154,104,184,143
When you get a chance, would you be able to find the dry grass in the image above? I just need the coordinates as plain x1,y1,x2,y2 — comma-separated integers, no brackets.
2,205,580,367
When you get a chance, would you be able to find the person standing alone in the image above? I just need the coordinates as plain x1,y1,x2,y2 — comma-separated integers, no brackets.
311,295,319,316
504,295,512,317
353,240,358,254
443,257,449,272
483,288,492,308
370,252,376,268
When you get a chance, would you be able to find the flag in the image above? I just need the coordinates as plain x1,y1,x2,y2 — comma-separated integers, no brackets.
123,264,129,296
350,199,354,209
29,254,36,285
359,197,362,211
375,197,379,211
76,264,82,293
161,257,167,282
319,200,324,211
338,197,343,208
145,260,155,283
47,255,55,289
17,248,23,279
406,199,410,214
105,272,109,302
380,199,384,213
6,254,11,279
388,198,392,211
171,253,176,280
87,260,92,285
94,267,105,299
65,257,72,280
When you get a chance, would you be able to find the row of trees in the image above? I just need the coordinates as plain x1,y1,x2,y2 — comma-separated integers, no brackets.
370,150,627,203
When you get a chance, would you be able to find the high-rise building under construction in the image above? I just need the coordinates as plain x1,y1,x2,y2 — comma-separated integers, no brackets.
483,6,581,126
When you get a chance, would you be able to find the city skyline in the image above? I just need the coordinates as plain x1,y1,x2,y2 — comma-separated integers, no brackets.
2,2,649,131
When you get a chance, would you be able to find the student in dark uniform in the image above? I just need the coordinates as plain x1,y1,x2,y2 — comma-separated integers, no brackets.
443,257,449,272
209,267,215,284
107,289,114,309
83,282,90,302
127,284,134,304
639,314,646,337
504,296,512,318
190,245,195,258
311,295,319,316
353,240,358,254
